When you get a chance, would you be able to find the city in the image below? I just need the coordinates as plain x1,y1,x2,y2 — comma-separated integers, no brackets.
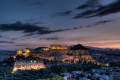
0,0,120,80
0,44,120,80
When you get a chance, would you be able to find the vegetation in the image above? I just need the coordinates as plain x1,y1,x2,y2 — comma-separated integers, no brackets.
48,63,101,74
0,57,14,80
46,76,64,80
109,62,120,67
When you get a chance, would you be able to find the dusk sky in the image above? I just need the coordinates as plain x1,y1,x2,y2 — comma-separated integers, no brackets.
0,0,120,50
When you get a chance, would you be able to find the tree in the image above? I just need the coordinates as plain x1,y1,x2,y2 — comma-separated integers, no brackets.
46,78,51,80
56,76,64,80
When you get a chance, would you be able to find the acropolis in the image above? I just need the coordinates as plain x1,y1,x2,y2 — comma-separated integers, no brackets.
12,44,108,72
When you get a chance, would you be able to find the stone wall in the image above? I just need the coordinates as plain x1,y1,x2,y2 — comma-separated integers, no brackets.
13,60,46,72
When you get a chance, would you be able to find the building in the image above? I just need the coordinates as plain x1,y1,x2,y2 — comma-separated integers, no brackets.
16,49,31,57
50,44,68,50
13,59,46,73
42,48,50,51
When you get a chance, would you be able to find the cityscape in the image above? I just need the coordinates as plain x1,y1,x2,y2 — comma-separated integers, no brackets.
0,0,120,80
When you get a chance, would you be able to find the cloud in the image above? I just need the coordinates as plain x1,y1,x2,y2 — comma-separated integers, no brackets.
76,0,101,10
11,38,17,40
0,21,48,33
23,33,35,37
94,1,120,16
40,37,59,40
0,35,2,38
46,37,59,40
52,10,72,17
74,19,114,28
74,10,95,18
75,0,120,18
34,22,43,25
0,22,78,37
93,20,113,25
22,0,43,6
85,20,114,28
0,41,14,44
0,46,6,47
15,45,27,46
76,4,89,10
0,19,112,39
31,2,42,6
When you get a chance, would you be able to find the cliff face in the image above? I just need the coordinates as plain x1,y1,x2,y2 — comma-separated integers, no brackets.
31,49,91,63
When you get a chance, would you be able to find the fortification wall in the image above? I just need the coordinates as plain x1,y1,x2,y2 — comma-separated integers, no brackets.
33,50,89,55
13,60,46,72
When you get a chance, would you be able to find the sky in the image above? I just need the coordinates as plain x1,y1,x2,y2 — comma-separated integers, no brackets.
0,0,120,50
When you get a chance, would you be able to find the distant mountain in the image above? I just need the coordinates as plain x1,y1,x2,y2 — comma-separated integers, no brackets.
0,50,16,61
86,46,120,51
70,44,88,50
0,50,16,55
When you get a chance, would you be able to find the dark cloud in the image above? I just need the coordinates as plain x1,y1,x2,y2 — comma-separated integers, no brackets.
75,0,120,18
34,22,43,25
23,33,35,37
0,20,113,39
76,4,89,10
15,45,27,46
85,20,114,28
31,2,42,5
52,10,72,17
46,37,59,40
23,0,43,6
0,19,111,39
40,37,59,40
94,1,120,16
11,38,17,40
76,0,101,10
0,41,14,44
0,46,6,47
93,20,113,25
25,19,43,25
74,10,95,18
0,35,2,38
0,22,78,37
0,21,48,33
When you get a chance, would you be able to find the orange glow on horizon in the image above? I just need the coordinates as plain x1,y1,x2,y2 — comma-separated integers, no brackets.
86,44,120,49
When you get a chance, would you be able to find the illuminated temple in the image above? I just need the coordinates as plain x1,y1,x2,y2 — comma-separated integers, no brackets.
13,44,108,72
